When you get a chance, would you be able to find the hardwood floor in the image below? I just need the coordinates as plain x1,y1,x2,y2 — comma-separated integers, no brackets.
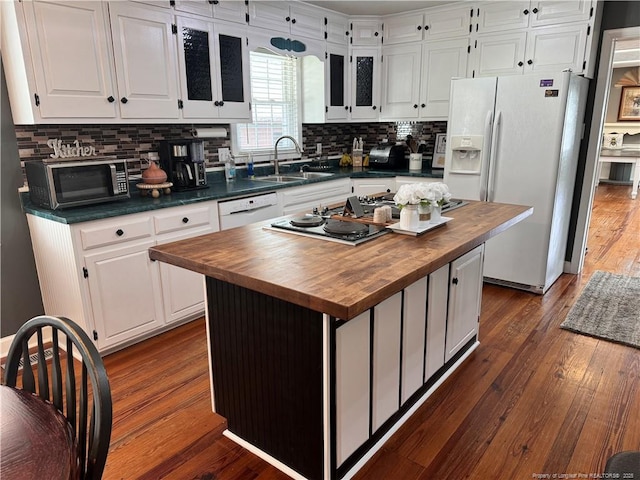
101,184,639,480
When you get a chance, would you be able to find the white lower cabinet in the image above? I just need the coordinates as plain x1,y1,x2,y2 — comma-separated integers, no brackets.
334,244,484,468
445,244,484,362
351,178,395,197
157,229,210,325
27,202,218,353
84,240,164,350
280,178,351,215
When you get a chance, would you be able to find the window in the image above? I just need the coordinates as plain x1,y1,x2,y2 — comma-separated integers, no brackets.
233,50,300,159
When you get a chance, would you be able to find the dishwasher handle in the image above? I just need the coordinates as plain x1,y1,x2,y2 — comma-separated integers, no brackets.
227,203,277,215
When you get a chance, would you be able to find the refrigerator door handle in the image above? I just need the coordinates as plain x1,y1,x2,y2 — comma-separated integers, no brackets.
487,110,502,203
479,110,493,201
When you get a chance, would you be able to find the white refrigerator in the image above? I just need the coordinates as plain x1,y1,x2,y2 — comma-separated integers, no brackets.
443,71,589,294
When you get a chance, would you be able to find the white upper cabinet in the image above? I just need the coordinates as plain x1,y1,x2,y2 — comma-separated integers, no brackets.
176,16,250,120
173,0,248,24
383,13,424,45
380,37,469,120
420,37,469,119
350,19,381,46
350,47,380,121
325,11,349,44
380,43,422,119
530,0,594,27
325,43,349,122
472,31,528,77
20,1,118,119
475,1,594,33
109,2,180,119
475,1,531,34
471,23,589,77
524,23,589,73
247,1,324,40
423,4,471,40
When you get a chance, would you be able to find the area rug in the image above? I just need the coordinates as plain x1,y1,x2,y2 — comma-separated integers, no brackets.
560,271,640,349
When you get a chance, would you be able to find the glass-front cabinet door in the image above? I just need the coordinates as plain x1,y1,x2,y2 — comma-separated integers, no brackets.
350,47,379,121
325,44,349,121
176,16,250,120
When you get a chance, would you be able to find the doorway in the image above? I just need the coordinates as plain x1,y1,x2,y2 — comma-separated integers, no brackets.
569,26,640,274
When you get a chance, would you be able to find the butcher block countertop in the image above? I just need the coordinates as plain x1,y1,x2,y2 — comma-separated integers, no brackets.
149,201,532,320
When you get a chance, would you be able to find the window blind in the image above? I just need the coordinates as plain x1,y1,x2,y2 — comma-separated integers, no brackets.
234,51,300,155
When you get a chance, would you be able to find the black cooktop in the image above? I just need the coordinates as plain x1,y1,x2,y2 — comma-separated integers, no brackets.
269,216,389,245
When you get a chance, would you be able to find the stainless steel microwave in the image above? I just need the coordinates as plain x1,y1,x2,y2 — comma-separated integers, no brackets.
25,158,130,209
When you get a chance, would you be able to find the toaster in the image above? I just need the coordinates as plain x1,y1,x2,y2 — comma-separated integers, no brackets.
368,144,408,169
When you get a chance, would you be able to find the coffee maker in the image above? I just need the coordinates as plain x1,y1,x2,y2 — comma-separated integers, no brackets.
159,139,207,191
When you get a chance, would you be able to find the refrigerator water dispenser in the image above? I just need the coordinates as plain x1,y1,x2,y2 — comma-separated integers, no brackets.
449,135,483,174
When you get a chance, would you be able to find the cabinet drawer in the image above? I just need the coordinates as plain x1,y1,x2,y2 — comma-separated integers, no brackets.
80,217,153,250
154,206,212,234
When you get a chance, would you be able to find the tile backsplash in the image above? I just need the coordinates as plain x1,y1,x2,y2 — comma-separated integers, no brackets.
14,121,447,179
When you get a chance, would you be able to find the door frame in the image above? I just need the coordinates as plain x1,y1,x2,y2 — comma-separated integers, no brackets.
567,26,640,274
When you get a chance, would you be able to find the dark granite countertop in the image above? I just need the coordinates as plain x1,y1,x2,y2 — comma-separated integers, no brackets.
21,165,444,225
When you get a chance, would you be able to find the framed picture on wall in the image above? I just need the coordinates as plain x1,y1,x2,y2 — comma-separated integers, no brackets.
618,86,640,121
432,133,447,168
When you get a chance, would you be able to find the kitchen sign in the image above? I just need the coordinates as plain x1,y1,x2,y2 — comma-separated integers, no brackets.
47,138,97,159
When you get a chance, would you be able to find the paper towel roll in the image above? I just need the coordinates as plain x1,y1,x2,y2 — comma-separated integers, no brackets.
192,127,227,138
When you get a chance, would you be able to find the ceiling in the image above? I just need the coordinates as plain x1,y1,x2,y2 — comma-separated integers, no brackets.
302,0,455,16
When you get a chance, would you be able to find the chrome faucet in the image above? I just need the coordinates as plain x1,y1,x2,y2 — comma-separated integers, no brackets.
273,135,302,175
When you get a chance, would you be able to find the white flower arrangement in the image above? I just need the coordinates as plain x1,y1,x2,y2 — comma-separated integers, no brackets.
393,182,452,208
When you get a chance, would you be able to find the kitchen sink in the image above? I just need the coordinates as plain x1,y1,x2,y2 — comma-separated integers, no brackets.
286,171,335,179
253,172,334,183
253,175,304,183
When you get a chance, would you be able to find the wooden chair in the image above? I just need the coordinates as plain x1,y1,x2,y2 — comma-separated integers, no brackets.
3,315,112,479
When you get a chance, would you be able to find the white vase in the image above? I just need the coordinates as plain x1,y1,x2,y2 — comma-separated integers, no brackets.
400,204,419,230
418,203,431,227
430,204,442,224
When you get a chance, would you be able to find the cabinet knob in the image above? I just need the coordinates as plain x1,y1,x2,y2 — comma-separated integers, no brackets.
523,9,529,15
214,100,220,106
421,103,426,108
346,31,349,36
116,229,124,237
182,217,189,224
413,104,418,109
291,18,296,24
374,31,379,36
344,106,349,110
107,96,115,103
527,59,533,65
424,25,430,31
219,100,224,106
532,7,538,13
372,105,377,110
286,16,291,22
121,97,128,104
518,61,524,67
417,25,422,31
452,277,459,285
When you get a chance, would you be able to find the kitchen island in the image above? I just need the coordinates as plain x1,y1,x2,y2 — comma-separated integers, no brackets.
148,200,531,480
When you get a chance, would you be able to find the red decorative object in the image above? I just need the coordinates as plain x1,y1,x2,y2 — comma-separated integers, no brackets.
142,161,168,184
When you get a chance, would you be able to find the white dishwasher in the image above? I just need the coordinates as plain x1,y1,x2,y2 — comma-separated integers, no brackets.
218,192,281,230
